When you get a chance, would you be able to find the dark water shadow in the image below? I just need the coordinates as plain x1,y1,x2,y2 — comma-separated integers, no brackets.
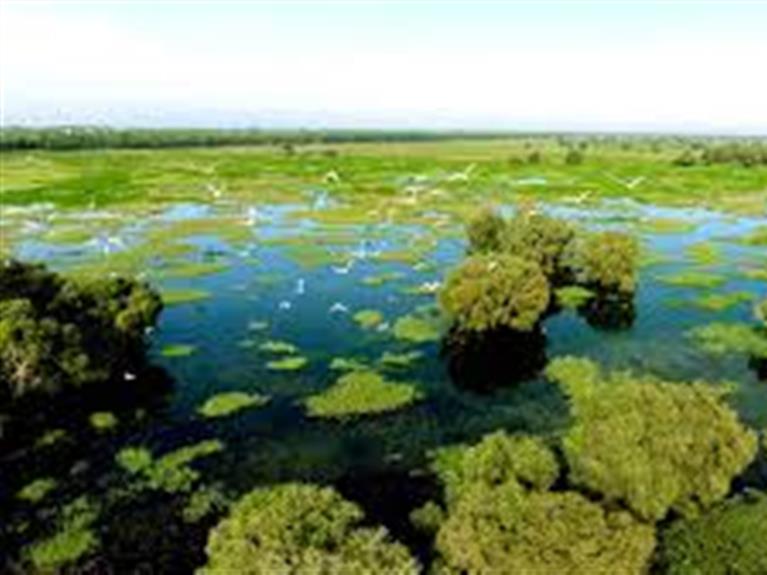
577,296,636,331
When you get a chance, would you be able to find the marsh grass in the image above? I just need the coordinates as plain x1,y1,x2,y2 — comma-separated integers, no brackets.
658,271,728,289
198,391,269,418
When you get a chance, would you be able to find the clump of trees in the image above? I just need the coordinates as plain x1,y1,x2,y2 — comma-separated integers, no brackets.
672,141,767,168
199,483,419,574
0,260,162,403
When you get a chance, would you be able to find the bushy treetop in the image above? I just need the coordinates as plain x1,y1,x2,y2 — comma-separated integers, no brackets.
571,231,640,296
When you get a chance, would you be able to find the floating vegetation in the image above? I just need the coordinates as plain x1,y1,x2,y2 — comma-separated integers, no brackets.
116,439,224,494
329,357,368,371
282,244,345,268
379,350,423,368
688,322,767,359
555,285,595,309
259,340,299,354
160,343,197,358
742,267,767,281
361,271,404,287
247,320,269,331
161,288,211,306
304,369,421,418
266,356,308,371
198,391,269,418
658,271,727,289
737,225,767,246
686,242,722,266
392,313,442,343
35,429,67,449
182,484,229,524
89,411,118,431
690,291,752,312
635,218,698,235
17,477,57,503
155,260,229,279
353,308,384,330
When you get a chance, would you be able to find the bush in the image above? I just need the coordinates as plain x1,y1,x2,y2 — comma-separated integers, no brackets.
564,149,584,165
466,207,506,254
756,299,767,328
0,260,161,402
435,480,656,574
547,357,758,521
572,231,639,296
439,254,550,332
659,493,767,575
199,483,418,574
503,212,576,284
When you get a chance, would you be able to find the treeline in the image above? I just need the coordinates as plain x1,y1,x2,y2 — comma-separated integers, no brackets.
674,141,767,167
0,127,517,151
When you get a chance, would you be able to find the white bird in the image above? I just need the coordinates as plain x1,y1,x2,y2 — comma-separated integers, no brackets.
124,372,137,381
278,300,292,311
329,302,349,314
332,260,355,275
446,163,476,183
418,281,441,294
295,278,306,295
206,183,222,199
323,170,341,184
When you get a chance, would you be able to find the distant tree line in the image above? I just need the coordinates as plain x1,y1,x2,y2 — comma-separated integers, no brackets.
673,141,767,167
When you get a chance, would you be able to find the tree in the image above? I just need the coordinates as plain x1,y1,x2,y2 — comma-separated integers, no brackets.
571,231,639,296
465,207,506,254
503,212,576,284
547,357,758,521
199,483,418,575
439,254,550,332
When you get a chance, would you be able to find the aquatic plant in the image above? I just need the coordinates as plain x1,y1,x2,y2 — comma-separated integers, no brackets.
259,340,299,354
659,493,767,575
304,369,421,418
547,357,758,521
160,343,197,358
266,356,308,371
379,350,423,369
329,357,368,372
17,477,57,503
435,480,655,574
89,411,118,431
183,484,229,524
0,260,161,401
555,285,595,309
658,271,727,289
689,322,767,359
198,391,269,418
199,483,419,574
161,288,211,306
352,308,384,330
738,225,767,246
572,231,639,295
466,206,506,254
756,299,767,327
691,291,752,312
392,313,441,343
439,254,550,332
686,241,722,266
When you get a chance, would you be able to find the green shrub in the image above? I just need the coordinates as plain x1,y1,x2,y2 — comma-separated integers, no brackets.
503,212,576,283
199,483,419,574
435,479,655,574
689,322,767,359
756,299,767,328
439,254,550,332
572,231,639,295
659,493,767,575
547,357,758,521
0,260,161,401
466,207,506,254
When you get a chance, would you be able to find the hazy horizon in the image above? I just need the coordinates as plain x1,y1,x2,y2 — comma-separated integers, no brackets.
2,1,766,135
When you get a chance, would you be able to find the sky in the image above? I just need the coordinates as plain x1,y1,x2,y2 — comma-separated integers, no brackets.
1,1,766,134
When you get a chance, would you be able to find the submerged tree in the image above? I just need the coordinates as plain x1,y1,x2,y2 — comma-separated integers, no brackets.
547,357,758,521
465,207,506,254
199,483,419,574
439,254,550,333
570,231,640,296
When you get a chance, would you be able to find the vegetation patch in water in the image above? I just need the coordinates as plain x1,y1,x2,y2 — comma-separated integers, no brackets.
635,218,698,235
161,287,211,306
379,350,423,369
199,483,418,574
688,322,767,359
352,308,384,330
89,411,118,431
155,260,229,280
737,225,767,246
160,343,197,358
329,357,368,372
304,369,421,418
17,477,57,503
555,285,595,309
392,313,442,343
686,242,722,266
198,391,269,418
259,340,299,354
658,271,727,289
361,271,404,287
266,356,308,371
690,291,752,312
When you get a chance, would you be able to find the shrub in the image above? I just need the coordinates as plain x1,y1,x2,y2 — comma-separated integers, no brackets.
503,212,576,283
439,254,550,332
564,149,584,165
756,299,767,328
572,231,639,295
0,260,161,401
199,483,419,574
547,357,758,521
659,493,767,575
435,476,655,574
466,207,506,254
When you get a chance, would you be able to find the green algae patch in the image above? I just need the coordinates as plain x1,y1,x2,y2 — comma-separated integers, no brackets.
329,357,369,372
555,286,595,309
162,288,211,306
392,314,441,343
691,291,752,312
155,260,229,280
282,244,346,268
247,320,269,331
686,242,722,266
738,225,767,246
17,477,57,503
198,391,269,419
361,271,405,287
635,218,698,235
688,322,767,359
161,343,197,358
353,309,384,330
267,356,308,371
89,411,118,431
305,369,421,418
379,350,424,369
658,271,727,289
259,340,299,354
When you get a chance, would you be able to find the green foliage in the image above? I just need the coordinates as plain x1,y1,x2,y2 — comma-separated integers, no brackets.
689,322,767,359
329,356,368,372
691,291,752,312
435,480,656,574
660,493,767,575
198,391,269,418
199,483,419,574
259,340,299,354
572,231,640,295
502,211,576,282
161,288,211,306
756,299,767,327
738,225,767,246
439,254,550,332
17,477,57,503
555,285,595,309
160,343,197,358
431,432,559,506
379,350,423,368
352,309,384,330
547,357,758,521
392,314,441,343
266,355,308,371
183,484,229,523
305,369,421,418
659,271,727,288
686,241,721,266
0,260,161,401
116,440,224,493
24,496,99,571
89,411,118,431
466,207,506,254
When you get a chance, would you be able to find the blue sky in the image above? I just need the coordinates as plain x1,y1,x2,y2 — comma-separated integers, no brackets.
1,1,766,133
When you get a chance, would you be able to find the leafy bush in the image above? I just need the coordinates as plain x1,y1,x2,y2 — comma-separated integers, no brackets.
435,480,655,574
439,254,550,332
547,357,758,521
756,299,767,328
689,322,767,359
199,483,419,574
572,231,640,295
466,207,506,254
659,493,767,575
503,212,576,283
0,260,161,402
